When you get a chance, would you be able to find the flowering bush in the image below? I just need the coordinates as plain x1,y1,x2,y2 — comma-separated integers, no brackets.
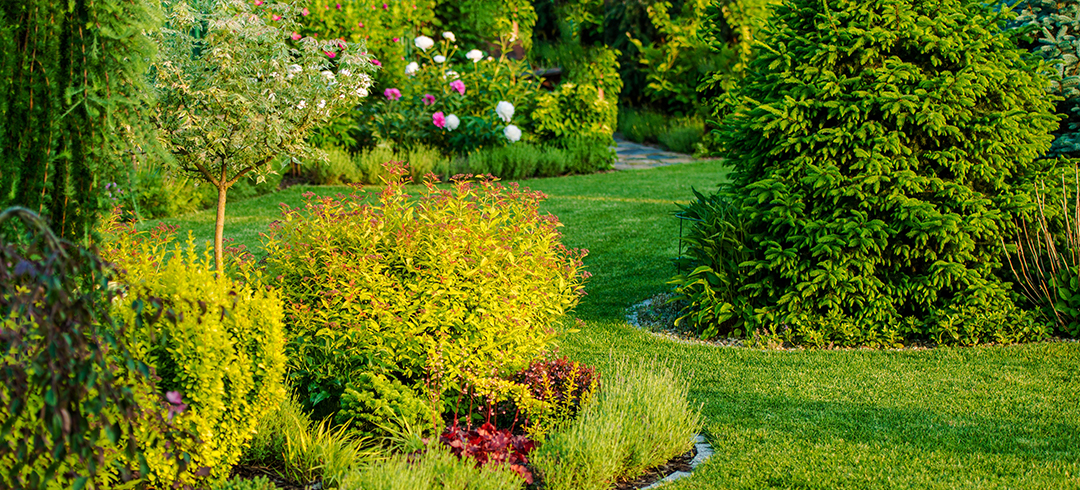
362,35,542,154
262,163,588,422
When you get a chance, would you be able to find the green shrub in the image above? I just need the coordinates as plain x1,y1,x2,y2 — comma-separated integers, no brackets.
350,144,446,184
560,136,615,174
342,444,524,490
337,372,436,441
312,146,365,185
263,163,588,425
618,106,668,144
658,123,704,154
675,0,1060,345
533,82,618,142
101,220,288,487
530,358,701,490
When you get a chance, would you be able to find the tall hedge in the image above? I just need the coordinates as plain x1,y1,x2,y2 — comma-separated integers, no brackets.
674,0,1059,345
0,0,159,243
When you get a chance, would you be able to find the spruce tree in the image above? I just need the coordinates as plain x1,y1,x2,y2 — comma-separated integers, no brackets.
682,0,1060,342
0,0,159,243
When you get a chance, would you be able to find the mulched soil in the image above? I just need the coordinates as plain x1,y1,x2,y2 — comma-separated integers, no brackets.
613,446,697,490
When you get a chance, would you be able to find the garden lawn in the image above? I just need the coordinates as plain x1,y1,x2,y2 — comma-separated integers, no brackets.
148,162,1080,489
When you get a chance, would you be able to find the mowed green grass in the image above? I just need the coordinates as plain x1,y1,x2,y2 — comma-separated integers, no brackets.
146,161,1080,489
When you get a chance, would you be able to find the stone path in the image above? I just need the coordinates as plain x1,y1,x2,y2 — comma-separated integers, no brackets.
613,134,721,170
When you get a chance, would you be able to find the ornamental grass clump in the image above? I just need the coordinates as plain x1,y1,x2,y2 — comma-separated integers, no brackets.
262,162,589,428
673,0,1060,345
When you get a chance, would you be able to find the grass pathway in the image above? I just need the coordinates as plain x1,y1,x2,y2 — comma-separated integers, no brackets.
149,161,1080,489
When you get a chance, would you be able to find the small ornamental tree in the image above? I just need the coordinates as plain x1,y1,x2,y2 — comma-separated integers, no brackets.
1012,0,1080,156
150,0,377,270
675,0,1060,344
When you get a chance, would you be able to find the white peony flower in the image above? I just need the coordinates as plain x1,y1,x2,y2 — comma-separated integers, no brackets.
405,61,419,75
297,100,307,109
434,55,446,63
414,35,435,51
445,114,460,131
443,31,456,42
504,124,521,143
495,101,515,123
443,69,459,80
355,86,369,97
465,49,483,63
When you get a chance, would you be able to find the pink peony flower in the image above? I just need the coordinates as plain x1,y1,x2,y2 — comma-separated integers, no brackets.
325,51,336,58
302,7,309,15
358,21,364,27
371,58,382,66
433,111,446,128
336,3,342,9
393,37,400,42
449,80,465,95
422,93,436,105
291,32,302,40
383,2,388,8
384,88,402,101
272,13,282,20
254,0,263,5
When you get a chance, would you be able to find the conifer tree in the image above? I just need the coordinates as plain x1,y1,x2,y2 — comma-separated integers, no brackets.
0,0,159,243
677,0,1060,342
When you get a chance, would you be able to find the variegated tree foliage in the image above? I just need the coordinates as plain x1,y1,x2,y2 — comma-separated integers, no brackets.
150,0,377,269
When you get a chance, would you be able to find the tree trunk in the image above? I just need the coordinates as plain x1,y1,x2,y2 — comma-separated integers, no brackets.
214,183,228,271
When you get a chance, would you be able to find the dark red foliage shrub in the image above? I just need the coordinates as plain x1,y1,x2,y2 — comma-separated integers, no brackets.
440,421,536,483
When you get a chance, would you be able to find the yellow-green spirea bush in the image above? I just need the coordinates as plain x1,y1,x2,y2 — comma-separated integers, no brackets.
101,220,288,487
674,0,1059,345
262,163,588,420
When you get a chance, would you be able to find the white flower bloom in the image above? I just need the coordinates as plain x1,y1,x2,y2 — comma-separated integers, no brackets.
434,55,446,63
317,99,326,109
495,101,515,123
355,86,369,97
445,114,460,131
504,124,521,143
297,100,307,109
443,69,459,80
405,61,420,75
466,49,483,63
487,56,494,61
443,31,456,42
414,35,435,51
358,73,373,87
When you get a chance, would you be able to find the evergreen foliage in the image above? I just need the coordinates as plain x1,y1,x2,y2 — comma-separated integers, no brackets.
675,0,1060,344
0,0,159,243
1013,0,1080,156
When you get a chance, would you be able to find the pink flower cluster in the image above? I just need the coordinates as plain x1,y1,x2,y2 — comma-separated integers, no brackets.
450,80,465,95
384,88,402,101
423,93,436,106
433,111,446,128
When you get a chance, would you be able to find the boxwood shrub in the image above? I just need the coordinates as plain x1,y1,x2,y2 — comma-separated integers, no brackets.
262,163,589,426
102,220,288,487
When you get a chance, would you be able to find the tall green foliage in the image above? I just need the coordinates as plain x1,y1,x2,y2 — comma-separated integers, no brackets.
0,0,159,243
674,0,1059,345
1013,0,1080,157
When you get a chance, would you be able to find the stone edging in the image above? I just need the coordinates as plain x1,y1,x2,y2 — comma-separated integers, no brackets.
641,434,714,489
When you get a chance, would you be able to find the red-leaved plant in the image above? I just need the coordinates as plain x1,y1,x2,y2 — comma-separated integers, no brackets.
440,421,536,483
